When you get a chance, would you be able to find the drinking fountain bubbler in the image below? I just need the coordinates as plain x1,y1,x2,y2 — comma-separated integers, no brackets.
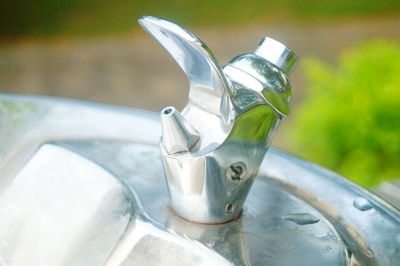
1,15,399,266
139,16,298,223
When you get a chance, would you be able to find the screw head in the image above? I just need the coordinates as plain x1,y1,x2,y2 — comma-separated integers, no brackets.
228,162,247,182
225,203,235,213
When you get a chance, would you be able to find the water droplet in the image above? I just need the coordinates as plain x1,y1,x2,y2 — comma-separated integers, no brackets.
282,213,320,225
353,197,373,211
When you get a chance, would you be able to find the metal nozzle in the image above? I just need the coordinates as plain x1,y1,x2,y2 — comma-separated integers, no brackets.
161,106,200,154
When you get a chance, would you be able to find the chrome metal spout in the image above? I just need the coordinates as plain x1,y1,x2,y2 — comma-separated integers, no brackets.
140,16,298,223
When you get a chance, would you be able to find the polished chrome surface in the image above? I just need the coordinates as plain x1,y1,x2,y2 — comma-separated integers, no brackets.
140,16,298,223
160,106,200,154
138,16,234,122
0,144,132,266
0,95,399,265
254,37,298,75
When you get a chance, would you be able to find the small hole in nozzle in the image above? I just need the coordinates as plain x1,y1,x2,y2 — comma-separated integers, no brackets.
163,107,173,115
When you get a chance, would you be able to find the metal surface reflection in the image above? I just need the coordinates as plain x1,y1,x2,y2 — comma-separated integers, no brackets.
0,95,399,265
140,16,298,223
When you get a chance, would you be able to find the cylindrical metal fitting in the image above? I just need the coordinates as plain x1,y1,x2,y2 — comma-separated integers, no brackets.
254,37,298,75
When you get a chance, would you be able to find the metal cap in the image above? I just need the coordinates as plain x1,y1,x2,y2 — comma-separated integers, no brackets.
254,37,298,75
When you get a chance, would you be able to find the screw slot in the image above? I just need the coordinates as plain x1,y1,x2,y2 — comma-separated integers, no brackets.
228,162,247,182
225,203,235,213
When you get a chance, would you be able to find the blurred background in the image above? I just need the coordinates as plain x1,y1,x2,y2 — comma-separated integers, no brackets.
1,0,399,189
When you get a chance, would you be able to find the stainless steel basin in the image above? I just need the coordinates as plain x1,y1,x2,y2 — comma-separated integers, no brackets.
0,95,399,265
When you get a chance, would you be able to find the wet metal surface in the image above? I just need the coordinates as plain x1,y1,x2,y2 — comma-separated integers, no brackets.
0,95,399,265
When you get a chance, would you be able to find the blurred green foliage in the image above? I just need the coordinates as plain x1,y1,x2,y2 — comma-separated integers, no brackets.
287,40,400,187
2,0,400,37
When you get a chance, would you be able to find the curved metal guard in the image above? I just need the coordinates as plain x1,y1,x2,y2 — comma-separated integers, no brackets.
139,16,298,223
